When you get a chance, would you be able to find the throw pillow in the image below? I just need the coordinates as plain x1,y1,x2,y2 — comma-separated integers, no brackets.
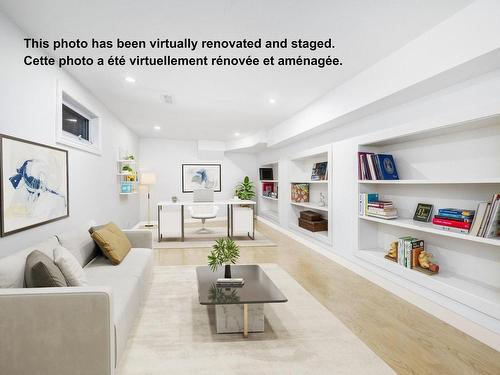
91,222,132,265
53,246,88,286
25,250,68,288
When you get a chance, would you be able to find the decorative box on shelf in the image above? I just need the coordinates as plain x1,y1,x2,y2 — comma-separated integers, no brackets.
298,210,327,232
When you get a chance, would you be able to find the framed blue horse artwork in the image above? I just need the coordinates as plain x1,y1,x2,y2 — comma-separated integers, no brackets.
182,163,221,193
0,134,69,236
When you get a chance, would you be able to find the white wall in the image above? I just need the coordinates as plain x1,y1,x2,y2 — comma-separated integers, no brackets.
138,138,257,221
0,13,140,257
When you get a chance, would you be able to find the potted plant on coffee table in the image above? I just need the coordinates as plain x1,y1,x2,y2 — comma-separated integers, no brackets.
208,238,240,278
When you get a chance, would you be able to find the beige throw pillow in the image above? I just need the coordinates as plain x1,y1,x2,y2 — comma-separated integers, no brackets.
53,246,88,286
91,222,132,265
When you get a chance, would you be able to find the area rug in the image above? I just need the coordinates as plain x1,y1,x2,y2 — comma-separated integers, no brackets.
154,226,276,248
116,264,395,375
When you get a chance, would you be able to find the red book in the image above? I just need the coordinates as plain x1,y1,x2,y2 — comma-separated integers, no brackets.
432,217,471,229
368,201,393,208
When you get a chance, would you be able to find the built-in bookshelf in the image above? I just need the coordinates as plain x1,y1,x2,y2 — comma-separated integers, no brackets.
356,115,500,321
288,145,333,245
258,161,279,223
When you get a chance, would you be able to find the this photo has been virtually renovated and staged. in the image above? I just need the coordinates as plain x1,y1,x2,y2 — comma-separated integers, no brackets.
0,1,499,374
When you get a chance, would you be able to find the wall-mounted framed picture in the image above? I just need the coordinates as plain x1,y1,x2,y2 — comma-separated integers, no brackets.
182,163,221,193
0,134,69,236
413,203,433,222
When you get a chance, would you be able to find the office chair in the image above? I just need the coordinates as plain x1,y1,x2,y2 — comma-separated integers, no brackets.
188,189,219,234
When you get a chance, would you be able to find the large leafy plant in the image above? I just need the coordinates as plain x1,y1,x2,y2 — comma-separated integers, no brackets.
235,176,255,200
208,238,240,272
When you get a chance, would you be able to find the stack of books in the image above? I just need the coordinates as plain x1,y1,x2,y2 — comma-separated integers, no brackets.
432,208,475,234
358,152,399,180
367,201,398,219
469,194,500,238
216,278,245,288
397,237,424,269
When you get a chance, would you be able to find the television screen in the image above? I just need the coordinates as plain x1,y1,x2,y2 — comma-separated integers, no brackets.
259,168,274,180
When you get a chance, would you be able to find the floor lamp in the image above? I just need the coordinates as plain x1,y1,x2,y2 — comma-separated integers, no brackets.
141,173,156,228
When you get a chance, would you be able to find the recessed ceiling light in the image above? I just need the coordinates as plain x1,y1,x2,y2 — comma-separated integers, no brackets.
125,76,136,83
153,125,161,130
269,98,276,104
234,132,240,137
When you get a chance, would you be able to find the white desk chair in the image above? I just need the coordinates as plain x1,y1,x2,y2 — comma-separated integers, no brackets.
188,205,219,233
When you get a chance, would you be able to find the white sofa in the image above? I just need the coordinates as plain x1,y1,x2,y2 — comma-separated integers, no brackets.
0,221,153,375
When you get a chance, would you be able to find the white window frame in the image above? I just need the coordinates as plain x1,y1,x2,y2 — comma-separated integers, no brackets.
56,81,102,155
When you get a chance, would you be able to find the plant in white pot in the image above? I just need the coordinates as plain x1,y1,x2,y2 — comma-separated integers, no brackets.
208,238,240,278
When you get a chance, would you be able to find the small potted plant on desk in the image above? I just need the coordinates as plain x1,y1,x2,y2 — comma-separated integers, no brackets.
208,238,240,278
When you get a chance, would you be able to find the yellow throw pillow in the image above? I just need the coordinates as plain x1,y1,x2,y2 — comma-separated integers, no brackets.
91,222,132,265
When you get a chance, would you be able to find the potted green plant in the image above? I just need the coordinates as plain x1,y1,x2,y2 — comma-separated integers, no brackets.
208,238,240,278
235,176,255,200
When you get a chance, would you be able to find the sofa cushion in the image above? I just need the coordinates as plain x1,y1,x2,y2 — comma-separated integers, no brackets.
0,237,60,288
25,250,68,288
53,246,88,286
56,221,98,267
91,223,132,265
84,248,153,362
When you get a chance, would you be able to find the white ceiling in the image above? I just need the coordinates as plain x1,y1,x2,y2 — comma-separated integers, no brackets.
1,0,472,141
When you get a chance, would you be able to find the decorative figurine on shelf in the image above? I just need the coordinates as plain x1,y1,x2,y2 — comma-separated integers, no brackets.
418,250,439,273
318,192,327,207
385,241,398,262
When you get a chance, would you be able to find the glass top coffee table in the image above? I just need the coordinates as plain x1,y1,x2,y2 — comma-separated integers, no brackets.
196,265,287,337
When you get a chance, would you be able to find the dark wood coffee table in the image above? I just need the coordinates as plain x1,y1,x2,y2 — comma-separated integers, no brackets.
196,265,287,337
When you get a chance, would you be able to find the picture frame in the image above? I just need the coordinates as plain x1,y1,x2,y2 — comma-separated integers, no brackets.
182,163,221,193
413,203,433,222
1,134,69,236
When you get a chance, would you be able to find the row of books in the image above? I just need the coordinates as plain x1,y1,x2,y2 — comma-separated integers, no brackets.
470,194,500,238
430,194,500,238
358,152,399,180
359,193,398,219
397,237,424,269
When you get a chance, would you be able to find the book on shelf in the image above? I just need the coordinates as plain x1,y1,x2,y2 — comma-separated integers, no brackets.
359,193,379,215
461,194,500,239
483,194,500,238
396,237,424,268
431,217,471,230
358,152,399,180
311,162,328,181
291,183,309,203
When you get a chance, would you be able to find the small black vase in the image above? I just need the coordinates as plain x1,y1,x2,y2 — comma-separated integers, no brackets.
224,264,231,278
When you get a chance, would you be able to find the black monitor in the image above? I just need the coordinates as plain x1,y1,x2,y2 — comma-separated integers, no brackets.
259,168,274,180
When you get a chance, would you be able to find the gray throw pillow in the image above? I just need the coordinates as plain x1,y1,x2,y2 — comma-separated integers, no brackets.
25,250,68,288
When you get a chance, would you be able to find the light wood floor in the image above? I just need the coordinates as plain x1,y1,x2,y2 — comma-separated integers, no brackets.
154,221,500,375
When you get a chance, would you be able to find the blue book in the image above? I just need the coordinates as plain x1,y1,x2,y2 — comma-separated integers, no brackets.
377,154,399,180
438,208,475,217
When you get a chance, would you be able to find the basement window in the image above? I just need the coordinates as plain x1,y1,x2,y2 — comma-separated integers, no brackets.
56,87,102,155
62,104,90,141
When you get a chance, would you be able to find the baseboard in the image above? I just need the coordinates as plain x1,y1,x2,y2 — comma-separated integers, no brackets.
256,215,500,351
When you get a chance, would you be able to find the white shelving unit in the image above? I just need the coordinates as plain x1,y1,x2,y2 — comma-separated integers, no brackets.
258,162,280,223
287,145,333,245
117,158,139,195
356,115,500,321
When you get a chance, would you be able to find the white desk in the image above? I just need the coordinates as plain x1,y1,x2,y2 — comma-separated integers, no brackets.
157,200,256,242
